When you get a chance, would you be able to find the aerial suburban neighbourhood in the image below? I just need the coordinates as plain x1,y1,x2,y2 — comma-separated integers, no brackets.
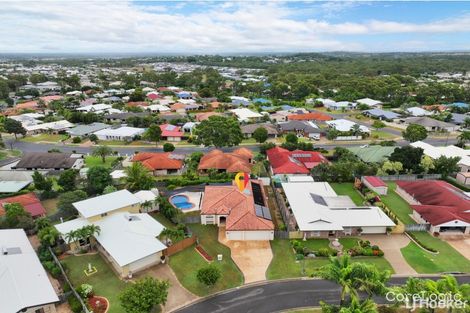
1,1,470,313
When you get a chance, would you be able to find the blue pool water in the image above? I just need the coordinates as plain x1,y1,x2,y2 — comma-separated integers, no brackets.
170,195,194,210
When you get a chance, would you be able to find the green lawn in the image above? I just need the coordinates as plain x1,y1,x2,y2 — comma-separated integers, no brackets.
370,130,396,139
84,156,118,168
267,239,393,280
169,224,243,296
22,134,68,143
150,212,177,230
251,162,268,177
330,183,364,205
380,182,415,225
61,254,128,313
401,232,470,273
0,149,22,160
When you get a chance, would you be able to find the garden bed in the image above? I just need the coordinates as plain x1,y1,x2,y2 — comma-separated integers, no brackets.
88,296,109,313
195,245,213,262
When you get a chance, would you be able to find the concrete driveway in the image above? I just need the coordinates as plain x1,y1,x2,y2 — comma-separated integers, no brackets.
443,236,470,261
218,228,273,284
361,234,417,275
134,264,198,312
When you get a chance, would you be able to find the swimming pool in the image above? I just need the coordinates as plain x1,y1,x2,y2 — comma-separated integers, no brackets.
169,195,195,210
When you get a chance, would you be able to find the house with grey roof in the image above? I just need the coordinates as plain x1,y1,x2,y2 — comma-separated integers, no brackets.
363,108,400,121
241,123,279,138
12,152,84,171
278,120,321,140
66,122,111,137
403,116,460,132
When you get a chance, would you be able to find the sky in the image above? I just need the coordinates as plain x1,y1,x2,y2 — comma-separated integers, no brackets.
1,1,470,54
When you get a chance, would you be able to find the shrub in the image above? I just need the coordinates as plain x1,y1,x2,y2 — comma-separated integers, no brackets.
67,295,83,313
77,284,93,299
163,142,175,152
72,137,82,144
197,265,221,286
316,248,333,257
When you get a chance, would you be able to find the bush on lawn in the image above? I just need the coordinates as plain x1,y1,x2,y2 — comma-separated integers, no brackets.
72,137,82,144
348,240,384,257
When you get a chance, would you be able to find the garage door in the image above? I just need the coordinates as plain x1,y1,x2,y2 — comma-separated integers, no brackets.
129,253,160,273
361,226,386,234
227,231,273,240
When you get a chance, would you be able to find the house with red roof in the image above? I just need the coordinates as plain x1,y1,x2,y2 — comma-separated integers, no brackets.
198,148,253,174
266,146,329,175
0,192,46,218
159,124,185,142
131,152,184,175
287,112,333,122
200,180,274,240
361,176,388,195
396,180,470,234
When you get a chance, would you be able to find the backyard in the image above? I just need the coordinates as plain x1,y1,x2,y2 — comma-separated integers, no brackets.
267,239,394,280
168,224,243,296
401,232,470,273
61,254,128,313
330,183,364,205
380,182,415,225
84,155,118,168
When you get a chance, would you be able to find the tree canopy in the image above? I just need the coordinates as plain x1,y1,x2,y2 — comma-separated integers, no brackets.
194,116,243,147
402,124,428,142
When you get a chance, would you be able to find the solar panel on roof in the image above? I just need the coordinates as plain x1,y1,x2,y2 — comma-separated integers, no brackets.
254,204,272,220
251,182,265,206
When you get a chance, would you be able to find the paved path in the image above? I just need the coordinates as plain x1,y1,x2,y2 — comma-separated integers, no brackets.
361,234,417,275
174,276,470,313
218,228,273,284
134,264,198,312
443,236,470,261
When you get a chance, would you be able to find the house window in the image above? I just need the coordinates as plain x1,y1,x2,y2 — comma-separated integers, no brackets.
78,237,90,247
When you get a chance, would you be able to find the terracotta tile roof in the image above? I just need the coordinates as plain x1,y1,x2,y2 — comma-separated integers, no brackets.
0,192,45,217
198,149,253,173
396,180,470,225
160,124,184,137
266,146,328,174
195,112,221,122
40,95,63,103
288,112,333,121
147,93,160,100
16,101,38,110
200,181,274,231
132,152,183,170
170,103,186,111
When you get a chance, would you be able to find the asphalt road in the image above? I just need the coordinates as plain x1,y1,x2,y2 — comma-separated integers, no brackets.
3,137,458,156
174,276,470,313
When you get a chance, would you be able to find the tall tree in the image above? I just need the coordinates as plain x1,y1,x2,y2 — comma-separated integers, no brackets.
87,166,113,195
2,203,34,229
92,145,113,163
433,156,461,178
143,124,162,147
57,169,78,192
119,277,169,313
253,127,269,143
3,118,26,139
402,124,428,142
194,116,243,147
389,146,424,173
57,190,88,217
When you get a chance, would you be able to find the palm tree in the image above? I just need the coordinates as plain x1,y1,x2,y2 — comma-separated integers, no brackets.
92,145,113,163
124,162,155,191
338,298,378,313
457,131,470,147
141,200,154,213
64,229,78,244
84,225,101,251
316,255,390,306
38,227,60,247
159,228,184,245
351,124,362,136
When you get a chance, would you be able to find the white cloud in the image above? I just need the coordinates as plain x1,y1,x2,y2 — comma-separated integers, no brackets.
0,1,469,53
